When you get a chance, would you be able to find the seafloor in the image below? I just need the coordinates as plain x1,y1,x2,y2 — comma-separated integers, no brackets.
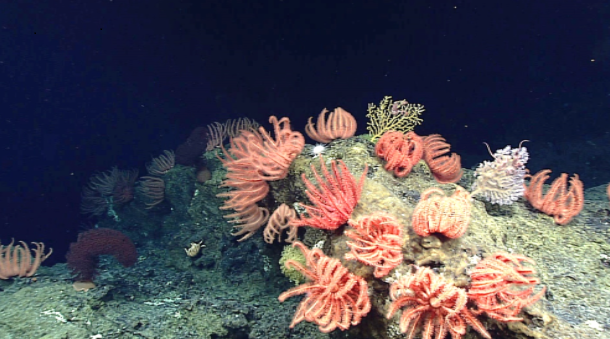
0,136,609,339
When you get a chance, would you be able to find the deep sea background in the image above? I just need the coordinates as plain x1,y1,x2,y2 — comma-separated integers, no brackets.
0,0,609,265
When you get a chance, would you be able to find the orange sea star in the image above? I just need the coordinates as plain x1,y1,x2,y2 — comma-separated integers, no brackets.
278,242,371,333
387,267,491,339
467,252,546,322
345,212,403,278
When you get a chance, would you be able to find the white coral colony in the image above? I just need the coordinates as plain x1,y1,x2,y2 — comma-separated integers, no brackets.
470,141,529,205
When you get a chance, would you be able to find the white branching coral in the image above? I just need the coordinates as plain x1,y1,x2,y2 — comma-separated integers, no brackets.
470,142,529,205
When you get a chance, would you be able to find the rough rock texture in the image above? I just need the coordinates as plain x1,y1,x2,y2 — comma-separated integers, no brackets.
273,138,610,339
0,137,608,338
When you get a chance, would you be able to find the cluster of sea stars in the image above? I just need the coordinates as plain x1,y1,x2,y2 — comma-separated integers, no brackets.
387,267,491,339
387,253,545,339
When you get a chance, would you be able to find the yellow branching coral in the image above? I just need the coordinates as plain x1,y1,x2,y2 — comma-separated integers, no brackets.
366,96,424,142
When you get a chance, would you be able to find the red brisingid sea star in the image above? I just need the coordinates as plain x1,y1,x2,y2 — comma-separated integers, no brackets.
387,267,491,339
345,212,403,278
290,157,367,231
467,252,546,322
278,242,371,333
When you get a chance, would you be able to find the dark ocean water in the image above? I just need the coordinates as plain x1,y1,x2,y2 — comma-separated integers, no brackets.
0,1,608,338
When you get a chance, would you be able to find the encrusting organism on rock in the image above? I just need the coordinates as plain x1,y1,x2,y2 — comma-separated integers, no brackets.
278,241,371,333
524,169,584,225
345,212,403,278
411,187,472,239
